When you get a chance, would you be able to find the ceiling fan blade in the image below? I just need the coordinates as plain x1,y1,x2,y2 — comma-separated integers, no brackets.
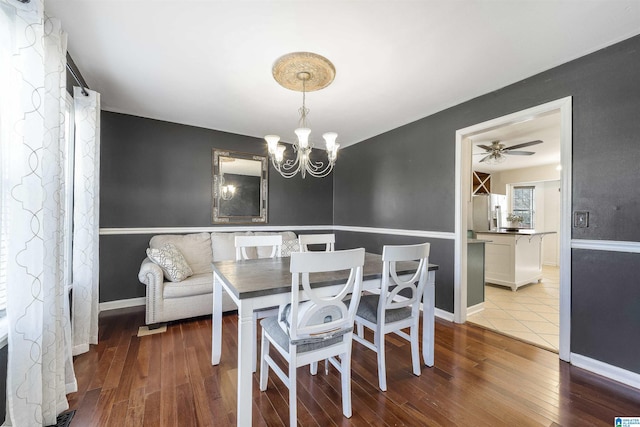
504,150,535,156
503,140,543,151
479,154,492,163
477,144,493,151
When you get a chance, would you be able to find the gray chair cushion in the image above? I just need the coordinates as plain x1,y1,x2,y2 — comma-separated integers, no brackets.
355,294,412,324
260,316,344,353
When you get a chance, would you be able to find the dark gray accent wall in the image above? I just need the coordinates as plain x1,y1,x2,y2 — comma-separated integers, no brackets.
572,249,640,373
335,34,640,373
100,112,333,302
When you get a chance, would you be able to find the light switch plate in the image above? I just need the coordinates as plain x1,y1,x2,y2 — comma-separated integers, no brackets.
574,211,589,228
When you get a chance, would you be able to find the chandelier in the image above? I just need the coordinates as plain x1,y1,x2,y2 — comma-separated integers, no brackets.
264,52,339,179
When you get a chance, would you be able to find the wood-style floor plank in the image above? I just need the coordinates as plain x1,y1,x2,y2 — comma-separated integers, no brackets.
67,306,640,426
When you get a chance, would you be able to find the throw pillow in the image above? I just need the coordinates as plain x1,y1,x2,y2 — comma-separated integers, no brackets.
280,238,300,257
147,243,193,282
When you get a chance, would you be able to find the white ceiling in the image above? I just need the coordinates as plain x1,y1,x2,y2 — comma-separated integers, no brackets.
471,111,561,173
46,1,640,148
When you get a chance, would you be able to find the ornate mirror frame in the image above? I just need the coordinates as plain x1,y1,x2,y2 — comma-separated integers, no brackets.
212,148,268,223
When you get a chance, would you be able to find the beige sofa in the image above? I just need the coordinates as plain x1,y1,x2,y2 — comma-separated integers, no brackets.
138,231,299,326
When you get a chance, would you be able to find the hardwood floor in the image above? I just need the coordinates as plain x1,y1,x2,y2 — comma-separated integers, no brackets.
68,306,640,426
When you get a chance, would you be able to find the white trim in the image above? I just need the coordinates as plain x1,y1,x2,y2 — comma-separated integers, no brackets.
571,353,640,390
100,224,456,240
99,224,334,235
454,96,573,363
435,308,454,322
333,225,455,239
466,302,484,316
571,239,640,253
99,297,145,312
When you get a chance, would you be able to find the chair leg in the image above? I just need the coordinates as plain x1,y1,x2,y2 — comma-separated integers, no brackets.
356,321,364,338
341,352,352,418
375,330,387,391
289,358,297,427
411,322,421,376
259,329,269,391
310,361,318,375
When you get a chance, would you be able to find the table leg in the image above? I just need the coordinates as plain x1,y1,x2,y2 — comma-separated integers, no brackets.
237,304,254,426
422,270,435,367
212,273,223,365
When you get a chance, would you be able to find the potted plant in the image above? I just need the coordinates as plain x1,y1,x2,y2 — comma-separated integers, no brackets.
506,213,524,231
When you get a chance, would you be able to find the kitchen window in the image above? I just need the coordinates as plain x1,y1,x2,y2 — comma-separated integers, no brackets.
512,186,535,228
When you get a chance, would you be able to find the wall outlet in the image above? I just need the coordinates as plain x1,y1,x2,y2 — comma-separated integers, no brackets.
574,211,589,228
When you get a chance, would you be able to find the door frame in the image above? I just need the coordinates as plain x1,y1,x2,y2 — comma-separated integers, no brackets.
453,97,572,361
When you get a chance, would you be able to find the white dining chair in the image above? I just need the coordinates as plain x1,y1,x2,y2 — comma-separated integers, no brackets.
352,242,430,391
234,234,283,372
259,248,365,426
298,233,335,252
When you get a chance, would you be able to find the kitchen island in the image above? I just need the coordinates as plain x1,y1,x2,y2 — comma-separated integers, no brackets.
475,230,556,291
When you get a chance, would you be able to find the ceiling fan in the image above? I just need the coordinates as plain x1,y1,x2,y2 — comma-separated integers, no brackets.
475,139,543,163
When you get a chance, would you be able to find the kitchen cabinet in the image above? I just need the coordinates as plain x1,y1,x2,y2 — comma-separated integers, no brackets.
475,230,556,291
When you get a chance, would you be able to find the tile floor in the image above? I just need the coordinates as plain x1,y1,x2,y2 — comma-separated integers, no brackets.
467,265,560,352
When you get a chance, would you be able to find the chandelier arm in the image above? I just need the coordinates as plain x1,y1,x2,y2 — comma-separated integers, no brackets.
304,158,335,178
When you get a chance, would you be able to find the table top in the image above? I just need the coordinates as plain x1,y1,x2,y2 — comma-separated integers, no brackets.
213,252,438,300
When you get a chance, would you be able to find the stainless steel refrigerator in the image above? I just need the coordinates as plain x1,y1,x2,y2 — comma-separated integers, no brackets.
472,194,507,231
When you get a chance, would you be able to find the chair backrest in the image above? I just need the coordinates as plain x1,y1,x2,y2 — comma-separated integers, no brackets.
379,243,430,317
298,233,336,252
234,235,283,261
286,248,365,343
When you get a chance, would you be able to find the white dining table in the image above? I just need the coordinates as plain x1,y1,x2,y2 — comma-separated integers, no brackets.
211,252,438,426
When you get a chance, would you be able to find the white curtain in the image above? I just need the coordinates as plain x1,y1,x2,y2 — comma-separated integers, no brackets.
71,87,101,355
0,0,77,425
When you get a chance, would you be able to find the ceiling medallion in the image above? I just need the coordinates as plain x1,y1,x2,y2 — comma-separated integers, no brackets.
272,52,336,92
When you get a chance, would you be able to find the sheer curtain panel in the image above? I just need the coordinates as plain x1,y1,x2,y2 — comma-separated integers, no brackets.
71,87,101,356
0,0,77,425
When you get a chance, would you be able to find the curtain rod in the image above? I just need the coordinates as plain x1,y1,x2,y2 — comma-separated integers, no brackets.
66,62,89,96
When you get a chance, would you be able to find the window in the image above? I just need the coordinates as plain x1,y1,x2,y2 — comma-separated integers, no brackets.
512,186,535,228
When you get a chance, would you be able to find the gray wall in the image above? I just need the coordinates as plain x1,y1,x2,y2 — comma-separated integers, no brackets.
100,111,333,302
335,34,640,373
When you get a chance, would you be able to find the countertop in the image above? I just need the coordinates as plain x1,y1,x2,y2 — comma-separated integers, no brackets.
475,229,557,236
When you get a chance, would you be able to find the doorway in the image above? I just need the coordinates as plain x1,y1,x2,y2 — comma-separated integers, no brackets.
453,97,572,362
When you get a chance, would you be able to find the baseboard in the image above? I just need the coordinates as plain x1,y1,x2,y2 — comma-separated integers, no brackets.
466,302,484,316
435,308,455,322
99,297,145,312
571,353,640,390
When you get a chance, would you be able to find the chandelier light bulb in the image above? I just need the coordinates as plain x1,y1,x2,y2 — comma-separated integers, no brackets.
323,132,337,151
295,128,311,149
265,135,280,154
275,145,286,163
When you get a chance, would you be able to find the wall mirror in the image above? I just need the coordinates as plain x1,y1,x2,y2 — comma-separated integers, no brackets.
212,149,268,223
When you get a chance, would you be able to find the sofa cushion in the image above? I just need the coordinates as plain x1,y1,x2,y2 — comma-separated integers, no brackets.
280,232,300,257
146,243,193,282
150,233,213,275
211,231,256,261
163,272,212,299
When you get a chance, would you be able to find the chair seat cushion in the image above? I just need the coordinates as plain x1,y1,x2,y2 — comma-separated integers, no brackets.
355,294,412,324
163,272,212,299
260,316,343,353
